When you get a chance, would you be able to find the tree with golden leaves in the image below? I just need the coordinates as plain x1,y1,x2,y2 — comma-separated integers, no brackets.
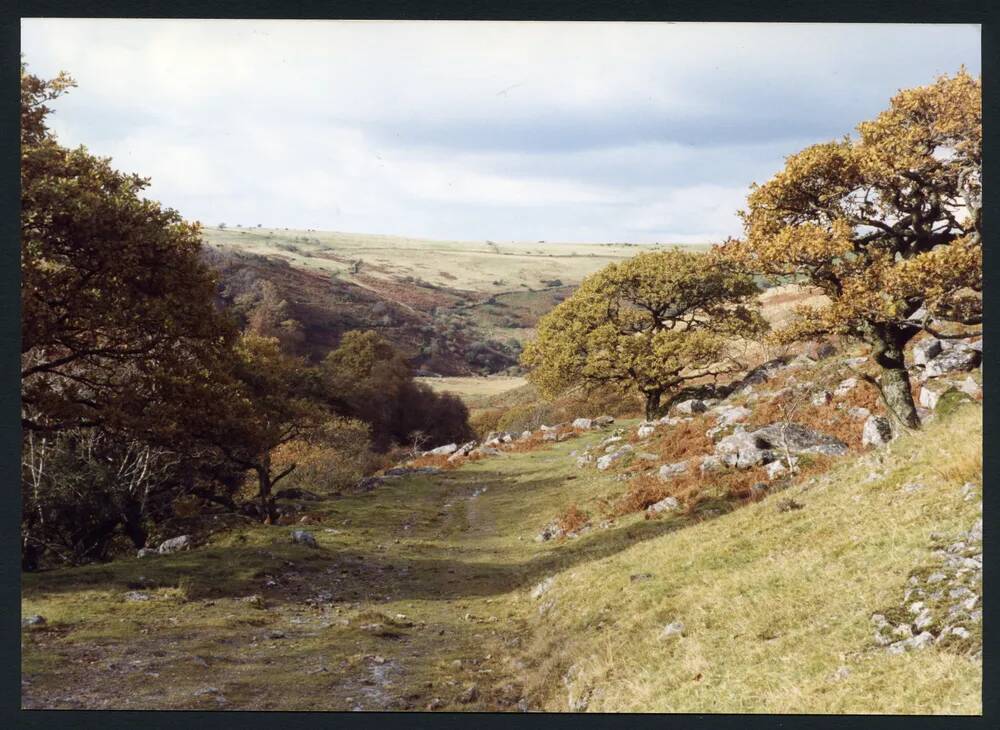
521,250,766,420
721,70,981,429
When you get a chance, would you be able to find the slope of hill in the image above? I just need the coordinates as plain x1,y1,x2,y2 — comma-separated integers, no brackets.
21,351,982,713
200,227,703,374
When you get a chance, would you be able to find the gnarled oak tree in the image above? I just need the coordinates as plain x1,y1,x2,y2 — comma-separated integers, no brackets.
521,250,765,420
721,70,981,429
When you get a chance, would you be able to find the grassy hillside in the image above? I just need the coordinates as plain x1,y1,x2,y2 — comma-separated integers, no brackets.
200,227,706,375
21,399,981,712
202,226,703,294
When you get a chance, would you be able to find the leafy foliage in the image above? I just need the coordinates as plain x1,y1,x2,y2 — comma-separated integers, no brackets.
521,250,765,419
721,70,981,427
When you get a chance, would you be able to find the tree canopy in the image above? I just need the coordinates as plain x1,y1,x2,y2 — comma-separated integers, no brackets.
720,70,981,428
521,250,766,420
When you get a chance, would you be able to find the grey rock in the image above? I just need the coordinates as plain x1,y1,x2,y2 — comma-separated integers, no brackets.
861,415,893,448
124,591,152,602
647,496,680,514
751,423,849,457
636,423,657,439
22,615,46,627
157,535,193,554
291,530,318,548
571,418,593,430
426,443,458,456
811,391,833,407
674,399,707,415
834,377,858,396
924,347,981,377
912,338,943,366
699,455,725,473
847,406,871,420
531,577,555,600
659,621,685,639
657,461,689,481
597,445,632,471
593,415,615,427
137,547,158,559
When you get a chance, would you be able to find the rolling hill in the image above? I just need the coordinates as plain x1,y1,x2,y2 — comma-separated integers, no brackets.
201,226,706,375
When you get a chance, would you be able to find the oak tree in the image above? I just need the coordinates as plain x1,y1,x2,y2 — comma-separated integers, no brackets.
521,250,766,420
721,70,981,429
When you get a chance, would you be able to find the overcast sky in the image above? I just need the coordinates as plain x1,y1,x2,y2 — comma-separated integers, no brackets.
21,20,980,243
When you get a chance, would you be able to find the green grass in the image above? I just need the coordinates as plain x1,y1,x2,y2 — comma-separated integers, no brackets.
415,376,528,406
203,226,702,294
22,407,981,712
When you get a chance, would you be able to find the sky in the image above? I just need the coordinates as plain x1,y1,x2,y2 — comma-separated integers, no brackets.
21,20,981,244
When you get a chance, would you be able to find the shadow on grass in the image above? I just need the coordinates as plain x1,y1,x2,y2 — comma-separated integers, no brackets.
22,462,719,607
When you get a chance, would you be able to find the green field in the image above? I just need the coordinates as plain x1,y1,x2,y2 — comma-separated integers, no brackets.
203,226,708,294
415,376,528,407
21,405,981,712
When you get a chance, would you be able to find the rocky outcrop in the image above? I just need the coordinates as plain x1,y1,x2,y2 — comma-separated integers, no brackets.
291,530,318,548
157,535,193,554
657,461,689,481
862,415,893,448
426,443,459,456
597,445,633,471
715,423,847,470
924,345,981,378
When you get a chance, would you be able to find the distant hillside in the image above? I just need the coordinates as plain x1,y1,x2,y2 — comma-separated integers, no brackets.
201,227,704,375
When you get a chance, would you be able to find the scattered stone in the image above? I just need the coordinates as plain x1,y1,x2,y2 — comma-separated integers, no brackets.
427,442,459,456
957,376,981,398
597,445,633,471
834,377,858,397
572,418,593,430
862,415,893,448
699,455,725,474
535,522,563,543
291,530,318,548
530,577,555,600
124,591,152,602
847,406,871,420
636,423,656,439
136,548,157,559
593,415,615,427
674,399,707,415
157,535,193,554
764,460,787,480
901,482,925,494
22,615,46,627
811,391,833,407
912,338,943,366
657,461,689,481
242,594,266,608
636,452,659,462
659,621,685,639
749,422,848,457
647,497,680,515
924,347,981,378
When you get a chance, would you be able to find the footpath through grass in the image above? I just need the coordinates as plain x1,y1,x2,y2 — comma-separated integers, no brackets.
21,408,982,712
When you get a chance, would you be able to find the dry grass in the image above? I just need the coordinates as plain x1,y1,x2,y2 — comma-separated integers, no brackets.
519,405,982,713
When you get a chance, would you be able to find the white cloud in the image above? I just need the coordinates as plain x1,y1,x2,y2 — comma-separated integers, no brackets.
21,19,980,242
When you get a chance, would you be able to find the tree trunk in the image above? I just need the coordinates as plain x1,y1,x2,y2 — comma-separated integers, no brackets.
643,390,663,421
255,464,276,524
121,502,148,549
866,323,920,430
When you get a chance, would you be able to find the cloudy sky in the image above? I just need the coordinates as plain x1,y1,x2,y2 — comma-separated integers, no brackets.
21,20,980,243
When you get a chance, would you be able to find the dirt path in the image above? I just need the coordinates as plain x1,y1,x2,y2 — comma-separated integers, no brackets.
21,445,585,711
